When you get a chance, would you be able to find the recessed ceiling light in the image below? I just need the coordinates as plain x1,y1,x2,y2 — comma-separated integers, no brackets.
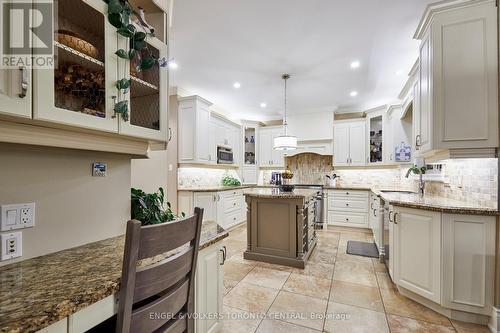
233,82,241,89
350,61,360,69
350,91,358,97
168,61,178,69
260,102,267,108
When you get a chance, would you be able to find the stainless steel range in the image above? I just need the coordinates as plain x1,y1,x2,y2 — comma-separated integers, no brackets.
293,184,325,229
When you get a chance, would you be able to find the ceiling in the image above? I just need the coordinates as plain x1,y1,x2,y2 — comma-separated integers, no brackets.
169,0,433,121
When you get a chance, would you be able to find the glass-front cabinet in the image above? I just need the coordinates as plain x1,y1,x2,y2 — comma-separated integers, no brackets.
30,0,168,141
118,36,168,141
33,0,118,132
367,112,383,164
244,126,257,166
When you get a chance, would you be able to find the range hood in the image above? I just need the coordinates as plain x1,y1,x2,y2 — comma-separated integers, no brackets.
285,140,333,157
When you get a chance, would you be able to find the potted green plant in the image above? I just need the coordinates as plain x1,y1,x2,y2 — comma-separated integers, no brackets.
131,187,184,225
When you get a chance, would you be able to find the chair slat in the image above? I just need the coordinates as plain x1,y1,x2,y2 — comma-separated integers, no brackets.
134,247,194,303
138,215,198,259
130,279,189,333
153,316,187,333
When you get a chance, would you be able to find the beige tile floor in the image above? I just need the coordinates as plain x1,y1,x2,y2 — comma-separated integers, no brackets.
216,224,490,333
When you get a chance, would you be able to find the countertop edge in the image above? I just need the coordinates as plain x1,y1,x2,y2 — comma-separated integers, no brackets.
1,225,228,333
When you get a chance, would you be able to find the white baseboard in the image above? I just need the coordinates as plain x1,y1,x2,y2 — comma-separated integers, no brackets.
489,306,500,333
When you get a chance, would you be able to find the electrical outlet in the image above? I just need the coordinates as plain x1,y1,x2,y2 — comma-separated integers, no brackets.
1,232,22,261
0,203,35,231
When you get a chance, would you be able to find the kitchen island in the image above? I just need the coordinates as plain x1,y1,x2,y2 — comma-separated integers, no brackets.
243,188,318,268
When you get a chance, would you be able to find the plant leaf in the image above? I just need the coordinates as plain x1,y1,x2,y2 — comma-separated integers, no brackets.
108,0,123,14
115,49,129,59
134,32,146,41
140,57,155,70
132,40,146,50
117,27,133,38
114,100,129,121
128,49,136,61
108,13,123,29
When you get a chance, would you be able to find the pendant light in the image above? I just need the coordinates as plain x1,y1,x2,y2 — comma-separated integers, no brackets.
273,73,297,150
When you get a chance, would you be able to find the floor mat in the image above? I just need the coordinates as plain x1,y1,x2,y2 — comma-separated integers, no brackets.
346,240,379,258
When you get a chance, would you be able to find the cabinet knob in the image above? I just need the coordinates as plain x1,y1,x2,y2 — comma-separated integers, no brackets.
346,203,349,207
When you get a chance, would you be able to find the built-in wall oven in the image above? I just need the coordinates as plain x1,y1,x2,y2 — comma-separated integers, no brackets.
217,146,233,164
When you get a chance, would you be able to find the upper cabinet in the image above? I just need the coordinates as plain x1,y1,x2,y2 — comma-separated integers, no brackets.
0,68,32,119
287,112,333,141
33,0,119,133
178,96,213,164
259,126,285,167
118,36,168,141
333,119,366,166
413,0,498,157
178,96,241,166
366,109,384,164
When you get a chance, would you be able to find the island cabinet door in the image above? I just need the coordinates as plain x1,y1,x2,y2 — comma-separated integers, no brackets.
195,242,224,333
442,214,495,315
393,207,441,303
33,0,119,133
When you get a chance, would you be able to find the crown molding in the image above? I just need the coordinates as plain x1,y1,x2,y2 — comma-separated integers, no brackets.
414,0,494,39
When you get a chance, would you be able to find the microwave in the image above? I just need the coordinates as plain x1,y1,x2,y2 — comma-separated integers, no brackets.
217,146,234,164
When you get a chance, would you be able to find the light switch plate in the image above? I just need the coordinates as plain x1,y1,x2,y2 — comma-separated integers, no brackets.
1,203,35,231
1,232,22,261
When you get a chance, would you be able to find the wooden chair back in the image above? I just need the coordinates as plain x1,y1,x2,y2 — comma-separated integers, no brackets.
116,207,204,333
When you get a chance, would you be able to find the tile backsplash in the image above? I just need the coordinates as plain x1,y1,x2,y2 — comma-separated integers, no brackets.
257,153,497,207
178,167,241,188
421,159,497,207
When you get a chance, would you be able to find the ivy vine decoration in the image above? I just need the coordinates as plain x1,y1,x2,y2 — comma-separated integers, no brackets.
106,0,173,122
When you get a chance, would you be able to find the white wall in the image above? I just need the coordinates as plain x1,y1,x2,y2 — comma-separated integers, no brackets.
0,144,130,266
131,151,168,193
287,112,333,141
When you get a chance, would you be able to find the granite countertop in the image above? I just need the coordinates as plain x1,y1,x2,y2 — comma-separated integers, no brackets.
178,185,254,192
0,221,228,333
243,188,318,200
377,191,498,215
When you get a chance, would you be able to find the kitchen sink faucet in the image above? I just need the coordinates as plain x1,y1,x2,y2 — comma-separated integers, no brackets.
405,166,426,197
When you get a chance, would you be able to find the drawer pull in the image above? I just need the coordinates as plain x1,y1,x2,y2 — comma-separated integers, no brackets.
345,218,349,221
345,203,349,207
346,192,349,195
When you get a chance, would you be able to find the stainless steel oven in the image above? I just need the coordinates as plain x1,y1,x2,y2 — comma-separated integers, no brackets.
217,146,233,164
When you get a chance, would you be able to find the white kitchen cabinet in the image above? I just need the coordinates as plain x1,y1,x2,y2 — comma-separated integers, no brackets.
188,190,245,229
194,192,218,222
259,126,285,167
366,109,384,164
33,0,119,133
333,119,366,166
442,214,495,315
35,319,68,333
393,207,441,303
0,68,32,119
385,105,412,163
178,96,213,164
241,166,258,184
326,190,369,228
195,241,225,333
413,0,498,156
118,36,169,141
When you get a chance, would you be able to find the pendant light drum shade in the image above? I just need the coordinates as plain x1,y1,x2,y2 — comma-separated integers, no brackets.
274,135,297,150
273,73,297,150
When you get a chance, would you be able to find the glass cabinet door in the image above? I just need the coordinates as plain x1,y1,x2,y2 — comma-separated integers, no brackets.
369,115,383,163
33,0,118,132
243,127,256,166
119,37,168,141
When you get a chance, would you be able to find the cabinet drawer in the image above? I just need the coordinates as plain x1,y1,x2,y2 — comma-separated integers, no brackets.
220,189,243,199
328,211,367,225
328,190,369,200
224,196,242,212
328,199,368,212
224,209,242,228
